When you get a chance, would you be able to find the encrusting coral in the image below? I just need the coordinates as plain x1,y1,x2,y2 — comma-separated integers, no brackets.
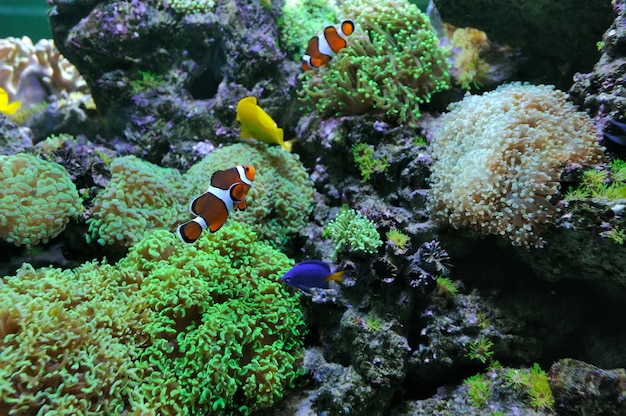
0,221,306,415
428,82,604,248
0,153,83,247
299,0,450,125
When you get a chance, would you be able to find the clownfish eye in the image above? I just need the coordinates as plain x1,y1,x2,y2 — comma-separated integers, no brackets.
242,165,256,180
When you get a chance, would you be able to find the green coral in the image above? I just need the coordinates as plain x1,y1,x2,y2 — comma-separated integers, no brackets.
166,0,216,14
0,221,306,414
299,0,450,125
130,71,166,95
465,337,495,364
352,143,390,182
324,205,382,258
278,0,339,59
527,363,554,411
0,153,83,247
564,161,626,201
385,228,409,250
86,155,188,247
465,373,491,408
87,143,314,249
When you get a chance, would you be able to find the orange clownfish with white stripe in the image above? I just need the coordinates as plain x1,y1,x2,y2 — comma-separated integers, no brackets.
177,165,255,244
302,20,355,71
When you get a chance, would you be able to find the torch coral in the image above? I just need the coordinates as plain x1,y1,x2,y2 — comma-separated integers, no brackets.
0,221,305,415
299,0,450,125
428,82,604,248
0,153,83,247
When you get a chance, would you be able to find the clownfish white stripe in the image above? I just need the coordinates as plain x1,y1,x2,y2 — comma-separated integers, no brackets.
317,36,334,57
236,165,254,186
191,216,208,231
203,186,235,213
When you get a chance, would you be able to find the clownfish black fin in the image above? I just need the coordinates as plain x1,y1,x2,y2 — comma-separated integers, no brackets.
177,218,205,244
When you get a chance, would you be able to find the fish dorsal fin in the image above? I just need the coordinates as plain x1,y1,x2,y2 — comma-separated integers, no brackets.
340,20,355,36
299,259,331,272
210,167,243,190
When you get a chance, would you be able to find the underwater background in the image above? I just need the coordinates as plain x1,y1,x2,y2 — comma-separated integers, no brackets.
0,0,624,415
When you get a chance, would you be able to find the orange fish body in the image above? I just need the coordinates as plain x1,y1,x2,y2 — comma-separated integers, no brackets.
302,20,355,71
177,164,255,243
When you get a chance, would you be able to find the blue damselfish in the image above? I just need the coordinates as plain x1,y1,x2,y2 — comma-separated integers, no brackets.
281,260,344,291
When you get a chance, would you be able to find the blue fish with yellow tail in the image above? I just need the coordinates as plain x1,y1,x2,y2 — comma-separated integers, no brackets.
281,260,344,291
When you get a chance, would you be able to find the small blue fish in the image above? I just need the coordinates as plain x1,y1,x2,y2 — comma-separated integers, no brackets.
281,260,344,291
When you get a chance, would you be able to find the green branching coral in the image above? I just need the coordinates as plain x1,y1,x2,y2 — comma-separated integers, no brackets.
87,155,188,247
185,143,315,248
324,205,382,258
299,0,450,125
0,153,83,247
352,143,390,182
279,0,339,59
0,221,306,415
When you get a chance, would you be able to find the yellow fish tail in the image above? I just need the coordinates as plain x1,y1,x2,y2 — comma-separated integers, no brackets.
281,137,298,152
325,270,344,283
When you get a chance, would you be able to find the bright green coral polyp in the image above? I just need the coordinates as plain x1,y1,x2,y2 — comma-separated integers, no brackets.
0,222,306,414
0,153,83,247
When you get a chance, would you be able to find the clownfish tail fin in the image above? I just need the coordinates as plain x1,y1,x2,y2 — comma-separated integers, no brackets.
177,217,206,244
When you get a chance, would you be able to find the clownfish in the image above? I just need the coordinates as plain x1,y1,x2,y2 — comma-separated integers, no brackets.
177,164,255,244
236,96,296,152
281,260,344,292
302,20,355,71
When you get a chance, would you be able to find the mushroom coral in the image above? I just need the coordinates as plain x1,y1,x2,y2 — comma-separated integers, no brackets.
0,221,306,415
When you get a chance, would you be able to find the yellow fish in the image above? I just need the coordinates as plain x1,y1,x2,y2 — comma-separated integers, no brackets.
0,87,20,115
236,96,296,152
